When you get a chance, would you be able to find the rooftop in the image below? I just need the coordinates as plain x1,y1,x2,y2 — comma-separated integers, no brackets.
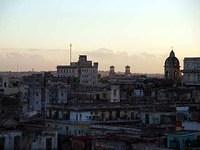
168,130,200,136
184,57,200,61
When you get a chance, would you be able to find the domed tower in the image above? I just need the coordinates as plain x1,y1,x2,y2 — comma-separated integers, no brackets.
164,50,181,81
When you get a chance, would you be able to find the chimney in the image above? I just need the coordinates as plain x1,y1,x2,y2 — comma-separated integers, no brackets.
109,66,115,76
79,55,87,62
125,65,131,75
93,62,98,69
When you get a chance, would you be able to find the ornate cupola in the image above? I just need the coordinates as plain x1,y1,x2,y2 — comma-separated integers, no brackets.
164,50,181,81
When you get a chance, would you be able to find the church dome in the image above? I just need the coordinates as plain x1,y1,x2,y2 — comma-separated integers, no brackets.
165,50,180,67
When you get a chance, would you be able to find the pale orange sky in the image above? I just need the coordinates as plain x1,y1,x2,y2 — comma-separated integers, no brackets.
0,0,200,73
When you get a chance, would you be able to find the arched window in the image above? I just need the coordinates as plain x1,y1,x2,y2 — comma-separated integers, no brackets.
165,71,169,78
174,71,177,79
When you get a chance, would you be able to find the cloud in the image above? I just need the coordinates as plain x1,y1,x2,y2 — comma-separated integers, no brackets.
0,48,176,73
85,48,166,73
0,51,54,71
0,48,69,71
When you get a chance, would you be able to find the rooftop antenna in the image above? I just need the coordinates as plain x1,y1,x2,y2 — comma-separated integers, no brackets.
69,43,72,64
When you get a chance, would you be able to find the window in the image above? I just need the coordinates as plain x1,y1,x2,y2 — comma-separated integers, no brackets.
188,74,191,80
103,93,106,98
46,138,52,150
66,127,69,135
74,130,77,135
36,92,39,96
0,137,5,150
198,74,200,81
4,82,7,88
113,89,117,96
14,136,20,150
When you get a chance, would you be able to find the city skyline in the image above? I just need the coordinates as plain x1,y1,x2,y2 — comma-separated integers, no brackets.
0,0,200,73
0,47,185,73
1,1,200,149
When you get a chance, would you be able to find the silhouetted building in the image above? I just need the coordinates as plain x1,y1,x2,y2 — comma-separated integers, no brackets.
57,55,98,86
164,50,181,81
2,49,200,150
183,57,200,85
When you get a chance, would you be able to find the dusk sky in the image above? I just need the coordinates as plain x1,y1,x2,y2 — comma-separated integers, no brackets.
0,0,200,73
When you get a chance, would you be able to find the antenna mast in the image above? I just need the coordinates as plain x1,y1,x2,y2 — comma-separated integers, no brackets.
70,43,72,64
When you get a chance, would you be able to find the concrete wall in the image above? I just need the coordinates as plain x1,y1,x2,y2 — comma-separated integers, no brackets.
57,68,79,78
133,89,144,97
70,111,92,121
31,131,57,150
167,132,199,150
0,76,23,95
0,131,22,150
183,58,200,85
110,85,120,103
183,121,200,131
29,87,42,112
141,113,164,124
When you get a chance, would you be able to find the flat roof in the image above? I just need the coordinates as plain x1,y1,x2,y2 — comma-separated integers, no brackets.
57,65,77,68
184,57,200,60
168,130,200,136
